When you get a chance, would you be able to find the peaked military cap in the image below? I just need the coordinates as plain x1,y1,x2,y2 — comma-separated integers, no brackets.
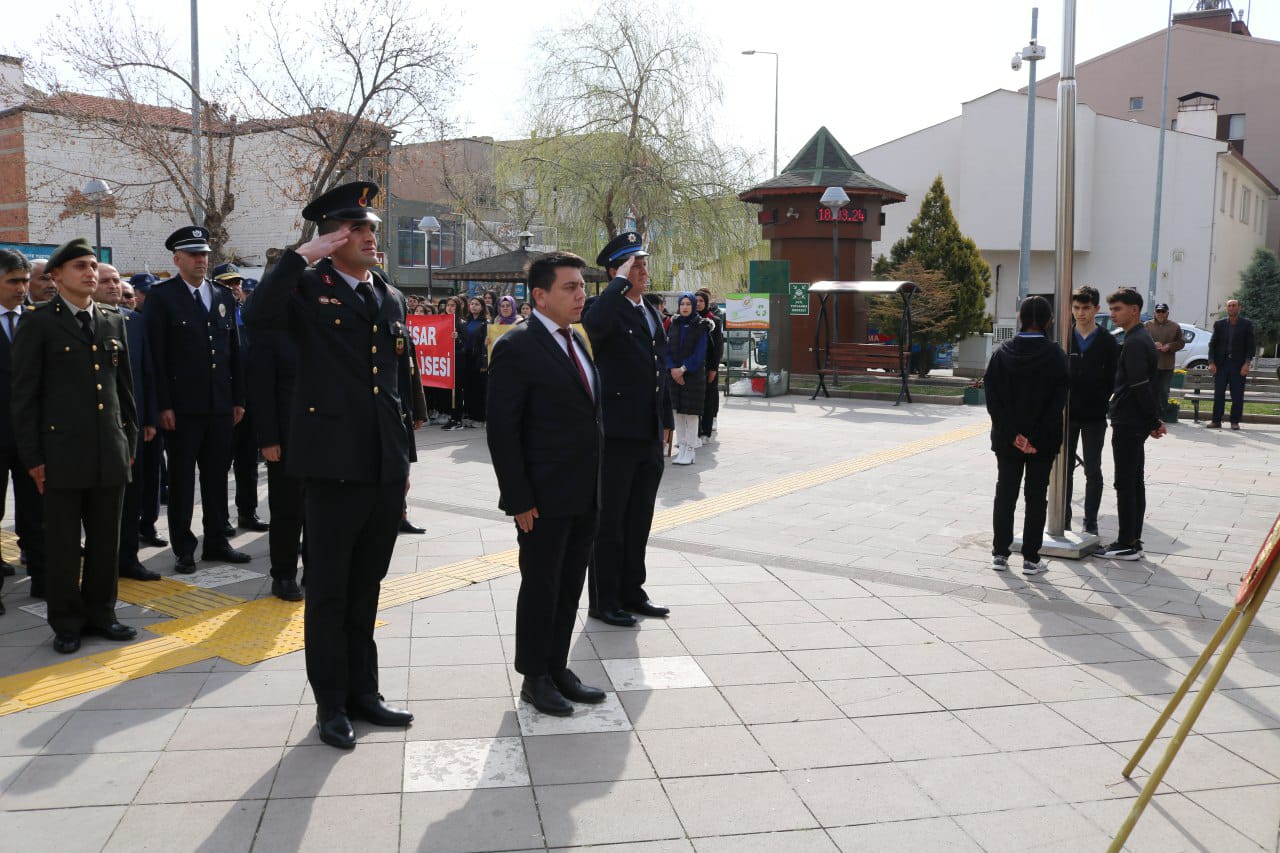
211,263,244,282
301,181,381,225
46,237,96,270
165,226,212,253
128,272,159,292
596,231,649,268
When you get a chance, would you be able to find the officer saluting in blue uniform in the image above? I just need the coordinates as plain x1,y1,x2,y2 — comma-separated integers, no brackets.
249,181,418,750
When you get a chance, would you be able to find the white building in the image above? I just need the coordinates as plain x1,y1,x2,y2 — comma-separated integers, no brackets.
854,89,1276,327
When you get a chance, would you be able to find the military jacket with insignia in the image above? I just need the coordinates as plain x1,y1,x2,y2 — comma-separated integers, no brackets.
142,277,245,415
247,251,415,484
10,295,139,488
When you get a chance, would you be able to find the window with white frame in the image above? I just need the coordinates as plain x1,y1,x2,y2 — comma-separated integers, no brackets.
1220,172,1228,213
1230,178,1237,218
1241,188,1251,224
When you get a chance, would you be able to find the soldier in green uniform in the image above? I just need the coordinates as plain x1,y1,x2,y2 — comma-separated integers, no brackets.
11,238,140,654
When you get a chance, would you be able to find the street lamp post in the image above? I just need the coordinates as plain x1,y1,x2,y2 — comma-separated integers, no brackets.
418,215,440,299
82,178,113,261
820,186,850,343
1012,8,1047,304
742,50,780,176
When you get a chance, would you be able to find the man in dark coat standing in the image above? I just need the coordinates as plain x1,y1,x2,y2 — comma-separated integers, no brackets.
129,273,166,549
12,239,139,653
581,232,673,627
214,263,269,533
144,226,250,573
487,251,607,717
1207,298,1256,430
249,181,418,749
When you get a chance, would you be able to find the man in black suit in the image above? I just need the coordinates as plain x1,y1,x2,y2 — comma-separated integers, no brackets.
1207,299,1256,431
128,274,167,549
95,263,161,581
249,182,418,749
581,233,673,627
144,227,250,573
0,249,46,612
487,251,607,716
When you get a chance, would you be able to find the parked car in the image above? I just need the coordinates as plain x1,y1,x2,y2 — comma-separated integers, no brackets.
1109,321,1211,372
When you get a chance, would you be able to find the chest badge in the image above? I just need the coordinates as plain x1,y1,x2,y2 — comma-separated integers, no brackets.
395,336,405,356
218,303,227,318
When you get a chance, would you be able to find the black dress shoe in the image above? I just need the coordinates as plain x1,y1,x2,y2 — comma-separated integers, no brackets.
347,693,414,726
520,675,573,716
272,578,304,602
398,518,426,535
120,562,162,581
29,581,45,599
53,633,81,654
588,608,637,627
552,669,606,704
316,709,356,749
202,546,251,564
138,530,168,548
222,522,236,539
625,600,670,618
238,514,270,532
83,622,138,641
174,556,197,575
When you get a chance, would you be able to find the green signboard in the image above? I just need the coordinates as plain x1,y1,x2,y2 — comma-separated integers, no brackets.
788,282,810,316
748,259,790,295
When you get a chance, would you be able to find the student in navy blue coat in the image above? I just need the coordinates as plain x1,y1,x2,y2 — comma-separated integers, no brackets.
581,232,674,627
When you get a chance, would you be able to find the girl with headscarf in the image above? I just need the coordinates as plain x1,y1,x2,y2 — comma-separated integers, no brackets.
666,293,712,465
495,295,519,325
461,296,489,425
696,290,724,445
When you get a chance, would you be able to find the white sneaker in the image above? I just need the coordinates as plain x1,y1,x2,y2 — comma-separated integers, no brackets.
1022,559,1048,576
673,446,694,466
992,555,1009,572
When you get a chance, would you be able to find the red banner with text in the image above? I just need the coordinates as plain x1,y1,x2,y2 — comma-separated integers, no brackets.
407,315,455,389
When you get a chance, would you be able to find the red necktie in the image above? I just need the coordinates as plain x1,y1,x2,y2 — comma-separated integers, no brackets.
557,328,593,400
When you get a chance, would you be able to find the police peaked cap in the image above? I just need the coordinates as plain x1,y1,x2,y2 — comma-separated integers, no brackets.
302,181,382,225
165,225,212,253
212,263,244,282
596,231,649,268
128,272,159,292
46,238,96,270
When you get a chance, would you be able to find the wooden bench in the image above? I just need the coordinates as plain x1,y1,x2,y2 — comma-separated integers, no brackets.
1181,372,1280,422
811,342,910,403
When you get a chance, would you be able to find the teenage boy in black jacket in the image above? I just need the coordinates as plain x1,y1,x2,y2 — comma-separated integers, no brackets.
1066,286,1119,536
985,296,1070,576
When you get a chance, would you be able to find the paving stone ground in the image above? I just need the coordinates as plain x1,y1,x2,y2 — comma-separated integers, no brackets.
1,395,1278,852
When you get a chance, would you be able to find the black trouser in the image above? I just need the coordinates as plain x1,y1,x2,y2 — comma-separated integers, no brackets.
1111,424,1149,547
463,364,487,422
139,431,163,535
991,445,1054,563
1066,419,1106,531
515,511,596,676
266,460,304,581
303,478,401,711
230,410,260,516
1212,359,1246,425
44,484,123,636
164,413,233,558
0,446,45,588
589,438,663,611
118,443,147,570
699,373,719,437
1155,370,1174,416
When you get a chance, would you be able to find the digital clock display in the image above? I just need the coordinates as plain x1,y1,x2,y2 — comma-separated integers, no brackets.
815,207,867,223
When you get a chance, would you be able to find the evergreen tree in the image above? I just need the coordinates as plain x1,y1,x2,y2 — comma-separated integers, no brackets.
1234,248,1280,351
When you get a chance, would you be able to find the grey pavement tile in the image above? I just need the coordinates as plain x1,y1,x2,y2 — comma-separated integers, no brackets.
998,664,1126,703
168,705,298,751
693,651,806,686
135,746,282,804
914,616,1020,643
950,637,1068,670
953,804,1112,853
405,697,520,740
755,621,860,651
80,673,210,711
955,704,1097,751
1120,734,1279,791
0,755,29,795
693,829,838,851
734,601,828,626
0,805,124,853
720,682,843,725
697,565,779,584
817,676,944,718
411,609,500,636
255,793,402,853
0,751,160,809
907,670,1036,710
406,663,513,701
664,772,818,836
1008,744,1161,802
552,843,692,853
411,634,507,666
410,589,493,614
671,626,775,655
602,656,711,691
902,752,1061,814
642,584,729,606
855,711,994,761
885,595,977,618
1184,784,1280,849
619,688,741,730
785,648,897,681
536,779,684,847
0,710,72,756
785,764,942,827
811,597,903,621
1072,792,1265,853
1209,730,1280,778
523,731,655,785
639,724,774,777
781,577,872,600
839,618,939,647
589,628,690,659
105,800,264,853
827,817,980,852
983,612,1096,638
1083,659,1187,695
869,643,983,676
271,741,406,798
660,603,750,628
516,690,632,736
750,718,888,770
1051,695,1183,743
41,708,186,755
403,736,528,792
192,669,308,707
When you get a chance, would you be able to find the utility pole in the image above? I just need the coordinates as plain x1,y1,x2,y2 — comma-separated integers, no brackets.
190,0,203,224
1148,0,1175,310
1015,8,1046,303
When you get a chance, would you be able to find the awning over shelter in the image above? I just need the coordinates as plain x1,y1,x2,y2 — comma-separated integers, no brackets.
434,247,608,283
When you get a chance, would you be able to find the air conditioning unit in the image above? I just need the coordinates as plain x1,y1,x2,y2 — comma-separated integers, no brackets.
993,319,1017,347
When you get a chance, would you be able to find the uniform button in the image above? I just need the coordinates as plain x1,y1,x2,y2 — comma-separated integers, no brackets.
97,403,104,411
64,346,70,352
91,345,97,352
335,319,342,326
49,425,55,432
211,349,216,355
94,364,100,371
373,386,380,395
372,324,378,333
96,384,102,391
371,346,377,354
655,386,660,392
372,367,379,375
212,363,217,368
308,406,316,413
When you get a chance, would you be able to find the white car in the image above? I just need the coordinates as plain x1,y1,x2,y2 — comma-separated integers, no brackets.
1175,323,1212,372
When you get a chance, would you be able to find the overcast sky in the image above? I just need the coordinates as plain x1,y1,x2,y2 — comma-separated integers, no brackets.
6,0,1278,173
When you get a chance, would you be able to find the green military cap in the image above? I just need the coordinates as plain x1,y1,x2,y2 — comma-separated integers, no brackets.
47,238,96,270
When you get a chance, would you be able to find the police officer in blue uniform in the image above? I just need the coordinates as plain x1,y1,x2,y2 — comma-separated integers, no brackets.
128,274,167,549
581,232,674,626
144,227,250,573
249,181,418,749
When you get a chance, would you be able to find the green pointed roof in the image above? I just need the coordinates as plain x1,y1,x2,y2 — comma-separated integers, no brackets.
739,126,905,202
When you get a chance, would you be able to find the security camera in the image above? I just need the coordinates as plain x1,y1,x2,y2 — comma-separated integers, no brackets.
1011,53,1023,72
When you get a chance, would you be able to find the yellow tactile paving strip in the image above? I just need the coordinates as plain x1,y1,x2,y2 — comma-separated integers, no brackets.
0,420,986,714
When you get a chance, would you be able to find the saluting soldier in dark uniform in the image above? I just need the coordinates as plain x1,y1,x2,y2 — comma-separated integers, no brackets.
11,239,139,653
249,182,417,749
581,233,673,627
144,227,250,573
